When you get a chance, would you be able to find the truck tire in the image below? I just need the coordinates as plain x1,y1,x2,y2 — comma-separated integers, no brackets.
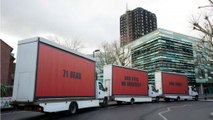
177,97,180,101
175,97,180,102
130,98,134,105
117,101,122,105
165,98,170,102
194,95,198,101
101,97,108,107
155,97,160,103
69,102,78,115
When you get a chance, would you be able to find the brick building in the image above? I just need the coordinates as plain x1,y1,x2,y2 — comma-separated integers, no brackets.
1,39,15,86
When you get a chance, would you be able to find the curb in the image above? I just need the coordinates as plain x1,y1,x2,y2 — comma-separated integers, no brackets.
199,99,213,102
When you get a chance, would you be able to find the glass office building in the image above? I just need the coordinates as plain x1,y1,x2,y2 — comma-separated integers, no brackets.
194,42,213,93
125,28,197,84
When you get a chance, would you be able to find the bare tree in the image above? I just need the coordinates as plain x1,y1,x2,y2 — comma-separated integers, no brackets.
112,41,131,66
96,41,116,73
44,35,84,52
96,41,131,72
63,38,83,52
191,0,213,64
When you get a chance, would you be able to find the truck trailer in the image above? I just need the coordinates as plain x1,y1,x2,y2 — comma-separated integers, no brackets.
103,65,159,104
155,71,198,101
11,37,107,114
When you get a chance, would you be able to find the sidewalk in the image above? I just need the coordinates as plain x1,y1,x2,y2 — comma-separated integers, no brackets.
199,94,213,102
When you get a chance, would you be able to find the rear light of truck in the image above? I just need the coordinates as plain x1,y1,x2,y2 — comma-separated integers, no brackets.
37,106,43,112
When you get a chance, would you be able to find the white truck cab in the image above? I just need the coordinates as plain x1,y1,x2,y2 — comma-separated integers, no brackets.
188,86,199,100
96,81,108,106
148,84,160,102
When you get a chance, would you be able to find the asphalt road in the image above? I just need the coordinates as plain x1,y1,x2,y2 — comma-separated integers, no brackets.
1,101,213,120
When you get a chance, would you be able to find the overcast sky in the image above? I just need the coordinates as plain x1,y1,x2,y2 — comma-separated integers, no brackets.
0,0,209,57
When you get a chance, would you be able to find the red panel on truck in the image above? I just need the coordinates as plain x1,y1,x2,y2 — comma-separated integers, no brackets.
112,66,148,96
162,72,188,95
35,43,95,98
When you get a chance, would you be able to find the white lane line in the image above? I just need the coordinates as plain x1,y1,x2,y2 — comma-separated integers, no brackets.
1,111,26,116
158,105,192,120
158,107,170,120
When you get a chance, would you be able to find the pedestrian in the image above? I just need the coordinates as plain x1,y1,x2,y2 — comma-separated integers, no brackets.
204,88,209,100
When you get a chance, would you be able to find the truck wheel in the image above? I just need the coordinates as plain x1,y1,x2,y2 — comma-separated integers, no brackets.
101,97,108,107
155,97,160,103
69,102,78,114
130,98,134,105
117,101,122,105
175,97,180,102
194,95,198,101
165,98,170,102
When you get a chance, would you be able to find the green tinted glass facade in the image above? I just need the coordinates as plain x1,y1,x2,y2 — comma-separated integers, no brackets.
127,29,197,84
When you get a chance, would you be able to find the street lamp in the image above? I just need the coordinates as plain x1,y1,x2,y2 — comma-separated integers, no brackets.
93,49,100,80
93,49,100,58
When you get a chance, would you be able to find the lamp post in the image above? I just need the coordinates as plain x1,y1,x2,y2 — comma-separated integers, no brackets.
93,49,100,58
93,49,100,80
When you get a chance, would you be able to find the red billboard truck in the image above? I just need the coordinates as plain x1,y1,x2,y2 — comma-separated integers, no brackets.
155,71,198,101
103,65,159,104
11,37,107,114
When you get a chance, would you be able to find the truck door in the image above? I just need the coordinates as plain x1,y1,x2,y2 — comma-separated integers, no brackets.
97,82,105,99
149,85,158,97
188,86,198,96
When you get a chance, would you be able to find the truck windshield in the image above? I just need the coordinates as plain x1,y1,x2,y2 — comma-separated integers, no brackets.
192,87,197,92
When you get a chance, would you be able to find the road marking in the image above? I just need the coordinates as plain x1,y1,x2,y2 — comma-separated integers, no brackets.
158,105,192,120
1,111,26,116
158,107,170,120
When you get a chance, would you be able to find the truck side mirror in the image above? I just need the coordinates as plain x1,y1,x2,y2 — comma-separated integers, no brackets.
104,87,108,91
